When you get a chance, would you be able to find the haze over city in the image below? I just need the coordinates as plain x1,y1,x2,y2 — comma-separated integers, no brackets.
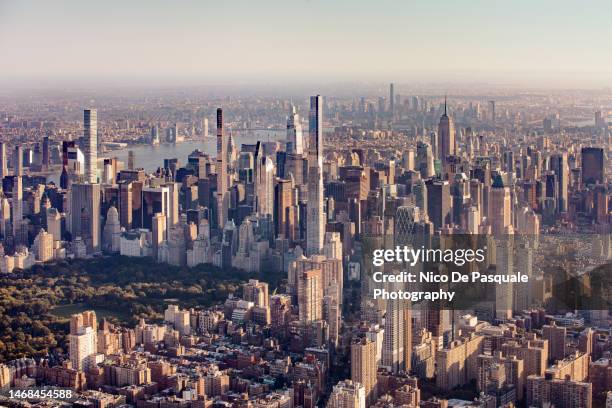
2,0,612,88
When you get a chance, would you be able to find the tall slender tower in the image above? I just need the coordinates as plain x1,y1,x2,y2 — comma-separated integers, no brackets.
389,83,395,117
0,142,7,179
216,108,228,228
13,145,23,176
12,175,23,244
307,95,325,255
437,96,455,162
287,104,304,155
83,109,97,183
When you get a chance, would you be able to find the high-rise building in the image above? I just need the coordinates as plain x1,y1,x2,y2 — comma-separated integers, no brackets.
33,229,54,262
13,145,23,176
489,175,512,237
70,183,101,253
69,311,97,372
416,142,435,178
426,179,451,230
287,104,304,155
298,269,322,322
12,175,24,245
255,155,274,216
389,83,395,118
242,279,269,309
351,337,377,405
42,136,50,169
307,95,325,255
216,108,229,228
274,178,294,239
382,295,412,373
0,142,8,179
543,322,567,362
550,153,568,213
581,147,605,186
83,109,98,183
437,97,456,162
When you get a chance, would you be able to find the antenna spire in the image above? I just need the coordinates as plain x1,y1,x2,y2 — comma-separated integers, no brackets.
444,94,447,115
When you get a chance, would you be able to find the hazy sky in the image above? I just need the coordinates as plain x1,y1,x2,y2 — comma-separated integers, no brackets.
1,0,612,86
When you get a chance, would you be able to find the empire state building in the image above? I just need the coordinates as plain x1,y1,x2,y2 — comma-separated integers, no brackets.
437,97,456,162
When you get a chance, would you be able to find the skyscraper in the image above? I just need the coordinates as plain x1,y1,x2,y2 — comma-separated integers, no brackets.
307,95,325,255
581,147,604,186
12,176,23,245
437,97,456,162
298,269,322,322
13,145,23,176
550,153,568,213
489,175,512,237
0,142,7,180
42,136,50,169
351,337,377,405
287,104,304,155
389,83,395,118
216,108,228,228
255,155,274,216
70,183,101,253
83,109,97,183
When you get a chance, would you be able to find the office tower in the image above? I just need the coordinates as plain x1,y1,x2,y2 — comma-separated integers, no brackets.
287,104,304,155
255,155,274,216
413,178,428,220
550,153,568,213
437,97,456,161
274,178,294,238
42,136,50,169
70,183,101,253
216,108,228,228
0,142,6,179
426,179,451,230
395,205,420,246
389,83,395,117
297,269,322,322
128,150,135,170
307,95,325,255
489,175,512,237
543,322,567,362
83,109,97,183
13,145,23,176
489,100,496,125
581,147,604,186
12,175,23,245
327,380,366,408
33,229,54,262
416,142,435,178
351,338,377,405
